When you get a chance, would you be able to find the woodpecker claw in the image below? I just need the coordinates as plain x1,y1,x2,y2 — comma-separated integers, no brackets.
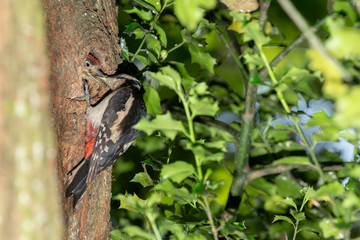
72,81,90,105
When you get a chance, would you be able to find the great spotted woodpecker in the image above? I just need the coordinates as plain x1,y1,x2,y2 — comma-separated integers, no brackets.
66,56,147,207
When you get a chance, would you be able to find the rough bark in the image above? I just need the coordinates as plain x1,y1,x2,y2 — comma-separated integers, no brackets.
44,0,121,239
0,0,63,239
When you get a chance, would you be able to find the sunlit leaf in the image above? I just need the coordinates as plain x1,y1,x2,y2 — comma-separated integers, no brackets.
244,53,264,70
130,172,153,187
146,34,161,58
134,112,187,140
315,181,345,198
243,22,270,47
150,66,182,92
280,67,312,83
174,0,216,31
134,0,159,12
279,197,297,211
186,143,225,164
319,218,343,239
334,86,360,128
125,7,153,21
290,209,306,222
114,193,145,212
272,215,295,228
307,48,345,97
272,156,312,166
154,180,197,203
189,96,219,117
326,18,360,59
154,24,167,47
188,42,217,74
333,1,357,23
161,161,196,183
143,83,162,116
122,226,157,240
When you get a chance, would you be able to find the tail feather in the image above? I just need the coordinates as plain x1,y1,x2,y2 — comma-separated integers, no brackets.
66,158,90,207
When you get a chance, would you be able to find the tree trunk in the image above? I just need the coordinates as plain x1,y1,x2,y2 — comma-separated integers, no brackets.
44,0,121,239
0,0,63,239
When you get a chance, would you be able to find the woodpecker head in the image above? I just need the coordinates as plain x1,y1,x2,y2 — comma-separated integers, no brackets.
83,55,106,84
83,54,145,93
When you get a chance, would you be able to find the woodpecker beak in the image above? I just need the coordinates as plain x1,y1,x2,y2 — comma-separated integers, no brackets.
83,68,107,85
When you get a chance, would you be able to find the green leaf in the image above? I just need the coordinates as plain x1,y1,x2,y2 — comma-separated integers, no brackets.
110,230,131,240
143,83,162,116
333,1,357,23
174,62,196,92
326,18,360,59
134,0,159,12
188,42,216,73
192,82,209,95
290,209,306,222
244,53,264,70
319,218,342,238
280,67,312,83
301,186,316,211
150,66,182,92
334,86,360,128
134,112,187,140
250,73,261,84
134,54,148,70
154,24,167,47
161,161,196,183
115,193,146,212
130,172,153,187
154,180,197,203
133,28,145,39
120,38,129,61
144,0,161,11
124,22,141,34
146,34,161,58
186,143,225,164
204,140,227,152
315,181,345,198
243,22,270,47
275,174,301,199
122,226,157,240
279,197,298,211
188,233,207,240
194,19,216,38
125,7,153,21
189,96,219,117
272,215,295,228
174,0,216,31
147,50,159,64
272,156,312,166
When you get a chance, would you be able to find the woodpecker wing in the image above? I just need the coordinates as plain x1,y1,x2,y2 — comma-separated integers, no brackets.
86,86,146,185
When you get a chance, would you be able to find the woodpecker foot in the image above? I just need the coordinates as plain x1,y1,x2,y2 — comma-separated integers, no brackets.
72,81,91,105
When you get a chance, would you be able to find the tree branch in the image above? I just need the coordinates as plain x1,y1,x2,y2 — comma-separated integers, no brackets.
230,0,272,196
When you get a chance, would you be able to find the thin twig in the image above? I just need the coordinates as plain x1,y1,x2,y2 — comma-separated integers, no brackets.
245,164,345,186
277,0,349,80
266,12,336,73
198,198,219,240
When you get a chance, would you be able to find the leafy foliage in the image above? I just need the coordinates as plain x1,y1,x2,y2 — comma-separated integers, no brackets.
111,0,360,239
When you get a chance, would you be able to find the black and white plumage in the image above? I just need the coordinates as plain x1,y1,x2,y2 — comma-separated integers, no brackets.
66,57,147,207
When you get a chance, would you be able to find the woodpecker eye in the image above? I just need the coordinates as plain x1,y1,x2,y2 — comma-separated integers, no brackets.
85,61,91,67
